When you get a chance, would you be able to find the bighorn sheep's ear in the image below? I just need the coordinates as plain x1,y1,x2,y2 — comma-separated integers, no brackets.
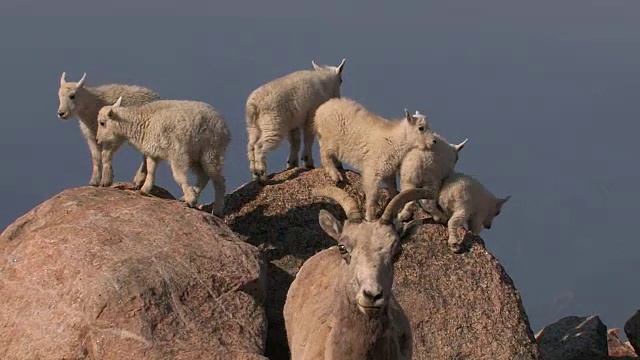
318,209,343,241
60,72,67,85
455,138,468,152
76,73,87,88
113,96,123,107
336,58,346,75
399,218,424,242
312,60,322,70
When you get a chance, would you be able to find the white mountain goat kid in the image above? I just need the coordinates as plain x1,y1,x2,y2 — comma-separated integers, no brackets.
245,58,346,182
57,72,159,187
419,171,511,253
397,127,468,221
96,97,231,216
284,185,431,360
313,97,436,221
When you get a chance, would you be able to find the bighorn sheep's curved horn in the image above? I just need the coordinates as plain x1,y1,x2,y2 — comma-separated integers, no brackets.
312,186,362,222
76,73,87,88
379,188,431,224
60,72,67,85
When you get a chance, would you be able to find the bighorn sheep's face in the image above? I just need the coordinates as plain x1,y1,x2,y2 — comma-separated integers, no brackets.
95,97,124,148
311,58,346,98
57,72,87,120
483,195,511,229
319,211,403,316
404,110,436,151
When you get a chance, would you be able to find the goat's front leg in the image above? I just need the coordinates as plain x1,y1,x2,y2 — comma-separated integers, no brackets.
139,157,158,194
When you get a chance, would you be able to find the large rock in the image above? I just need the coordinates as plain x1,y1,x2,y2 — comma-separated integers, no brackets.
626,309,640,355
0,185,268,360
535,315,608,360
608,328,638,358
224,168,539,360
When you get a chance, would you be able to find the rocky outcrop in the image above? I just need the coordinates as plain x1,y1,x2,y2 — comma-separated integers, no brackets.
0,185,268,360
224,168,539,360
626,309,640,356
536,315,608,360
608,328,638,358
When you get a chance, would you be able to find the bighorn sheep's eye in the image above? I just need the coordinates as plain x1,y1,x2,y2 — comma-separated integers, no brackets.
418,126,425,132
69,94,75,100
338,244,348,255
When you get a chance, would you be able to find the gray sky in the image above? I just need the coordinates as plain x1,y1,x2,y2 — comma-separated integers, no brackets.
1,0,639,337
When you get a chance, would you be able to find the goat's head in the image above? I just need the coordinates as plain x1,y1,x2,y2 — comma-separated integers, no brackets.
95,96,124,148
313,186,428,317
57,72,88,120
403,109,436,151
311,58,346,97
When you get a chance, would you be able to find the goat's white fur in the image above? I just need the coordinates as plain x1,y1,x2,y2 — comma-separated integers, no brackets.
245,59,346,182
96,97,231,216
57,72,160,187
313,97,436,221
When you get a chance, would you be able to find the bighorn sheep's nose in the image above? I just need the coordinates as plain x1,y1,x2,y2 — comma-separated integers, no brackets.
362,286,384,302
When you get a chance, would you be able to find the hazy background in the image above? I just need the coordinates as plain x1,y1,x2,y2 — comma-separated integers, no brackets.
1,0,639,336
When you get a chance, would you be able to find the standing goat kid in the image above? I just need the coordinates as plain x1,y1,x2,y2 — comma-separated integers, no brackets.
313,98,436,221
419,172,511,253
245,58,346,182
397,129,468,221
57,72,159,187
284,186,431,360
96,97,230,216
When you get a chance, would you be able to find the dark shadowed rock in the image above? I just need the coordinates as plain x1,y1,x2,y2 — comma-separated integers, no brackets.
224,168,539,360
536,315,608,360
0,186,268,360
608,328,638,358
626,309,640,356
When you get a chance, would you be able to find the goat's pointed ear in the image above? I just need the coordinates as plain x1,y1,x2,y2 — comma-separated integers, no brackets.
60,72,67,85
113,96,123,107
319,209,342,241
336,58,346,75
76,73,87,88
455,138,468,152
312,60,322,70
399,218,424,242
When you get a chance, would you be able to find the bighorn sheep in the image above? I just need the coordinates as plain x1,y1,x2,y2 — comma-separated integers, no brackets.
313,98,436,221
397,127,468,221
245,58,346,182
95,97,230,216
284,186,431,360
57,72,160,187
419,172,511,253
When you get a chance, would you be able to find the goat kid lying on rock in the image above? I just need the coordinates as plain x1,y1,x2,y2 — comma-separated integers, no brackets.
284,185,430,360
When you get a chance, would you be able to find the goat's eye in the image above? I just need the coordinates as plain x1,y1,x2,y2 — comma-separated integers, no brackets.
69,94,75,100
99,120,105,127
338,244,348,255
418,126,425,132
